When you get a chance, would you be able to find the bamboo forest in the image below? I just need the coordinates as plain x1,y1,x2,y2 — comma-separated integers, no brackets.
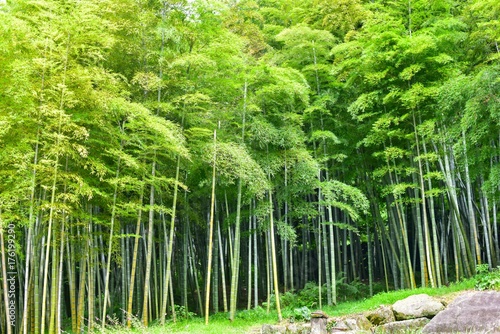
0,0,499,333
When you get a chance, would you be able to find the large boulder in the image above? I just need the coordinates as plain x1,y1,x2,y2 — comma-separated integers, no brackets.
365,305,396,325
422,291,500,333
392,294,445,320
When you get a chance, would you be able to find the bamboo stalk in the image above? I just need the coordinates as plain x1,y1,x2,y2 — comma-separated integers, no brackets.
205,129,217,324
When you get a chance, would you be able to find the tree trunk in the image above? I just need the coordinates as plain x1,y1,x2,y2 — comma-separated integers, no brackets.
205,129,217,324
268,183,283,320
160,153,181,324
126,190,144,327
0,221,12,334
142,159,156,327
218,221,229,312
101,156,121,330
253,211,259,308
229,81,247,321
462,130,481,267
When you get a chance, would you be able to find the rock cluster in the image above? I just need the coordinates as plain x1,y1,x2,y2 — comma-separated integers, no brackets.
366,294,442,333
262,291,500,333
262,293,443,333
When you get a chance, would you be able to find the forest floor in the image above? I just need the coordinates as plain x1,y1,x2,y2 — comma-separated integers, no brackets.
104,278,476,333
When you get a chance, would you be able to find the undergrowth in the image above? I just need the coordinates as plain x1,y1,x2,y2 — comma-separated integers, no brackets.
474,264,500,291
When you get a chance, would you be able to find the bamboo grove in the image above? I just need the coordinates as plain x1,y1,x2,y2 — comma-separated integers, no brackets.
0,0,499,332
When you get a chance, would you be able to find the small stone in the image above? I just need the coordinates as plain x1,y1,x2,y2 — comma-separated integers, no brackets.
286,323,300,333
311,310,328,318
262,324,287,334
379,318,430,333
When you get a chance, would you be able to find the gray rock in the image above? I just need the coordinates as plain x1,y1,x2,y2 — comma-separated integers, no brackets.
286,323,300,333
378,318,430,333
327,317,346,332
262,322,311,334
344,314,372,331
301,323,311,333
311,310,328,318
422,291,500,333
286,323,310,334
328,317,371,334
366,305,396,325
262,324,287,334
392,294,444,320
329,314,372,332
311,317,327,334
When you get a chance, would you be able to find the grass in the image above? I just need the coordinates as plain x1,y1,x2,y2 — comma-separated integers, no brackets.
94,313,275,334
98,277,477,334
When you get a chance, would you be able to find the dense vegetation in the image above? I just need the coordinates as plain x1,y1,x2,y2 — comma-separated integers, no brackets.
0,0,499,333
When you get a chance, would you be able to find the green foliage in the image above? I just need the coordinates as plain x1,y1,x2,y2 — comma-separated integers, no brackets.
295,282,323,307
276,220,297,244
274,24,336,68
292,306,311,322
235,306,268,321
321,180,370,221
336,276,364,301
320,0,367,34
474,265,500,291
262,276,390,317
266,282,321,309
269,278,382,311
202,140,270,197
173,305,197,321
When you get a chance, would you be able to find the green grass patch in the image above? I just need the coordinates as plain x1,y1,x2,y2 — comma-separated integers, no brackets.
96,309,277,334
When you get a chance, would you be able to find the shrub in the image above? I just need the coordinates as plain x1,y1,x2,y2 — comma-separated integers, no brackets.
266,282,323,310
266,278,384,313
173,305,197,321
292,306,311,322
474,264,500,291
297,282,324,308
235,306,268,321
279,290,300,308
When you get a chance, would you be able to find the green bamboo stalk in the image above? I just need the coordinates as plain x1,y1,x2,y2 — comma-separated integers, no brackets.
127,190,144,328
160,152,181,325
205,129,217,324
0,217,12,334
229,81,247,321
142,159,156,327
101,156,121,330
268,181,282,321
217,221,228,312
